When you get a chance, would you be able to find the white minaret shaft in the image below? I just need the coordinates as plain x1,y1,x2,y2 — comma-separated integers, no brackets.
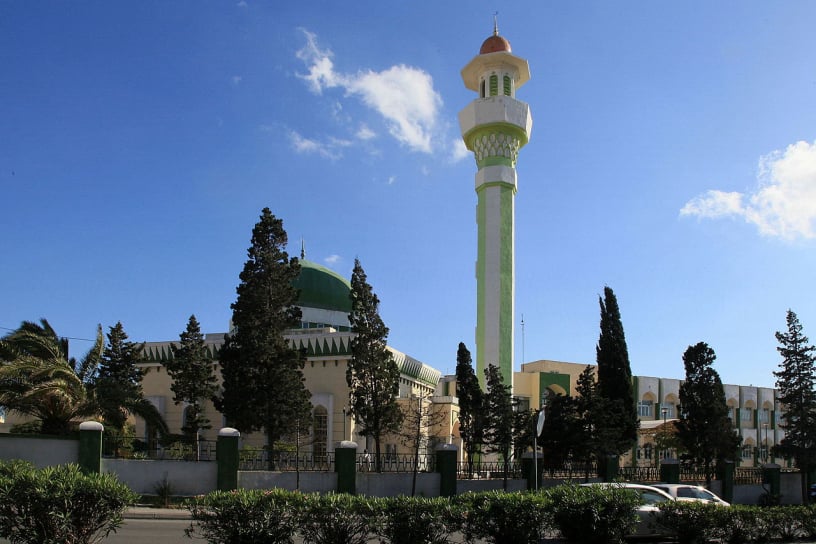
459,28,532,390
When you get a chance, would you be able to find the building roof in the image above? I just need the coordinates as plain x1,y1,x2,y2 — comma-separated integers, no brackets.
480,33,511,54
294,259,352,313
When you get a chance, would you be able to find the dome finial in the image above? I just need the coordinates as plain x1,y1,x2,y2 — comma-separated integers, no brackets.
300,238,305,260
493,12,499,36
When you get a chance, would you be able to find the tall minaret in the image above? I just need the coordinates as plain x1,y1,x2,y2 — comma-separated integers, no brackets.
459,21,532,389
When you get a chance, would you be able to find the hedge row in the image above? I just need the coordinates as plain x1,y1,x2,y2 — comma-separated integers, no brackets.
187,485,639,544
187,486,816,544
0,460,138,544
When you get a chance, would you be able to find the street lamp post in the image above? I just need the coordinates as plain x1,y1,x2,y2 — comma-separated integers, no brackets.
661,407,668,462
763,423,769,463
534,403,546,492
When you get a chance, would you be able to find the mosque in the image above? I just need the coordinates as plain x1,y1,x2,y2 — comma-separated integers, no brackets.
1,25,783,469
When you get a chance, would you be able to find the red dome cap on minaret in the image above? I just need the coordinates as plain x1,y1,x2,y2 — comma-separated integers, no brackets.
479,15,511,54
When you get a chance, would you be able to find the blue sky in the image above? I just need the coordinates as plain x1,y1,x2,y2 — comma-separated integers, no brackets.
2,2,815,389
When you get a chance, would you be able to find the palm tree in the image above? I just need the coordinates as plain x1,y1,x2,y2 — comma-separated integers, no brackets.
0,319,103,435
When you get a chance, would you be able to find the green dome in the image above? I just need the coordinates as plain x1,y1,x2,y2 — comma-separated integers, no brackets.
294,259,352,313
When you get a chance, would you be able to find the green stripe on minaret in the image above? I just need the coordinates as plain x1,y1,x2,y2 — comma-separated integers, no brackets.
476,189,487,389
498,184,514,387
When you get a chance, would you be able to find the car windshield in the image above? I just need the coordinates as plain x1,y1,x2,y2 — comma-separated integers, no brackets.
640,490,670,505
676,487,715,500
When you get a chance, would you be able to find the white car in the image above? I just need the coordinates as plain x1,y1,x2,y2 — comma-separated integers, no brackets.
651,483,730,506
580,483,675,537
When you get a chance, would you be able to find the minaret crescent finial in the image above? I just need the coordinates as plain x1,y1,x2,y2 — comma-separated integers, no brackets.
300,239,305,260
493,12,499,36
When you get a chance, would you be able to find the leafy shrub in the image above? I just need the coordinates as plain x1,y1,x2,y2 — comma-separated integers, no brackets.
799,505,816,539
761,506,807,542
544,483,640,544
186,488,304,544
454,490,549,544
711,504,765,544
0,461,137,544
656,501,720,544
153,475,174,507
296,493,374,544
371,495,460,544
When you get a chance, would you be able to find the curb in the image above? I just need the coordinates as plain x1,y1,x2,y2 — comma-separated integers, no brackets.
125,507,192,520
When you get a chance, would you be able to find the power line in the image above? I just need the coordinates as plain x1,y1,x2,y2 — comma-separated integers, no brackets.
0,325,97,343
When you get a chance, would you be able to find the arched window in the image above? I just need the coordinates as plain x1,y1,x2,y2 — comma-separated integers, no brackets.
313,406,328,461
503,75,511,96
489,74,498,96
480,79,486,98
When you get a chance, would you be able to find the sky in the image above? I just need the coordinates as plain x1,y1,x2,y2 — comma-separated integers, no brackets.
2,2,815,389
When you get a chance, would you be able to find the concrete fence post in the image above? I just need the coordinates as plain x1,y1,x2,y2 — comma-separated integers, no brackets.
436,444,458,497
217,427,240,491
717,460,734,504
762,463,781,501
78,421,103,475
600,455,620,482
335,441,358,495
660,458,680,484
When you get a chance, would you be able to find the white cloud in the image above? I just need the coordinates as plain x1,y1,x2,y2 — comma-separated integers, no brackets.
324,254,341,266
387,175,397,185
295,29,443,154
236,0,247,6
295,29,340,94
231,75,243,86
288,130,343,160
356,124,376,141
681,140,816,240
450,139,470,163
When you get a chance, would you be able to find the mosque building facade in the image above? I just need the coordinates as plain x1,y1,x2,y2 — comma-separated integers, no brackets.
0,27,785,471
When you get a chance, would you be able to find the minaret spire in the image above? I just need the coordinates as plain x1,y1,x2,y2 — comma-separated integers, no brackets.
459,27,532,390
300,239,306,260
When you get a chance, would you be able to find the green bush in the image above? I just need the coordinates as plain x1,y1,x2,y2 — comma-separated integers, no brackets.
454,490,549,544
296,493,374,544
799,505,816,539
711,504,765,544
760,506,807,542
544,483,641,544
656,501,721,544
186,488,303,544
371,495,460,544
0,461,137,544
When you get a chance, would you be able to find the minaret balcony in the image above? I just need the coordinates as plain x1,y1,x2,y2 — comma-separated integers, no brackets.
459,97,532,148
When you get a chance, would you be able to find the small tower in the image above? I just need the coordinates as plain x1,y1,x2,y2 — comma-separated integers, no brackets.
459,22,532,389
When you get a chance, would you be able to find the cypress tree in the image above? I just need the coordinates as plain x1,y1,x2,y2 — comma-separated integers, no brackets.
346,258,402,472
595,286,638,454
215,208,312,469
455,342,484,478
773,310,816,503
167,315,218,451
483,362,514,490
676,342,739,486
94,322,160,433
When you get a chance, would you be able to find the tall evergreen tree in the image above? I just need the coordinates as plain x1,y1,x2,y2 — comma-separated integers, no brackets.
595,286,638,454
676,342,739,486
773,310,816,503
94,322,165,437
454,342,484,478
483,363,515,490
574,364,624,470
214,208,312,469
539,393,585,477
346,258,403,472
167,315,219,449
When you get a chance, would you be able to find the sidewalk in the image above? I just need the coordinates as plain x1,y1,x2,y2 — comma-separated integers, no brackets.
125,506,192,520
